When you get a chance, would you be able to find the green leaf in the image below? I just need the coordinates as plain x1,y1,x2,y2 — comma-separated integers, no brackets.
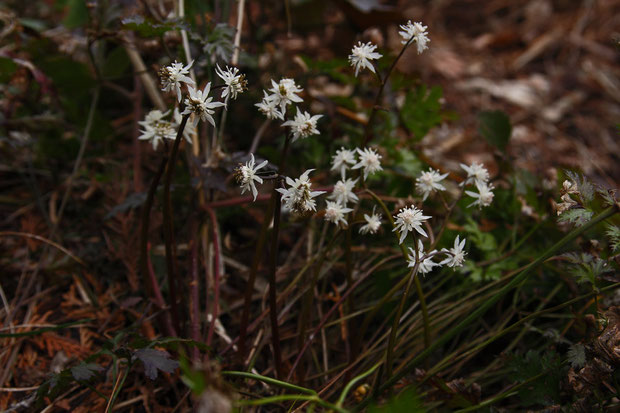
558,209,593,227
369,387,424,413
463,218,497,252
63,0,88,28
19,18,48,32
606,225,620,253
103,47,130,79
0,57,18,83
133,348,179,380
71,363,104,381
478,110,511,151
565,171,595,203
509,350,562,406
122,16,188,37
401,85,443,141
567,344,586,369
104,193,147,220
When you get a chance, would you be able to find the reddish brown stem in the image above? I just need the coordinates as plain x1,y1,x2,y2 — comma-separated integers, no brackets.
206,206,221,346
146,242,176,337
162,114,190,336
189,233,201,361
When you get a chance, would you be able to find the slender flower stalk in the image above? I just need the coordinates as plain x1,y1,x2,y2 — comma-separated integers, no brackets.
361,21,430,147
363,189,432,352
361,206,620,407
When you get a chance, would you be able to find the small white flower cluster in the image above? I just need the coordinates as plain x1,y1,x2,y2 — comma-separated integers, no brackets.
255,78,303,121
182,83,226,127
276,169,325,214
141,60,246,149
138,108,195,150
235,154,268,201
349,42,382,77
323,147,385,231
393,205,430,244
348,20,430,77
398,21,430,54
461,162,495,209
416,168,448,201
255,78,323,143
407,235,467,276
159,60,194,102
215,64,247,101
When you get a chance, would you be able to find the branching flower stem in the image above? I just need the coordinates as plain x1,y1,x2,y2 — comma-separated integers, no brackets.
385,245,420,382
354,205,619,410
239,134,292,374
365,189,431,349
361,38,416,148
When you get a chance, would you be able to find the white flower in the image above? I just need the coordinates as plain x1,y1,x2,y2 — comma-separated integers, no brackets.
359,211,382,235
159,60,195,102
324,201,353,227
182,83,226,127
440,235,467,268
138,109,176,150
352,147,383,180
460,162,490,187
465,182,495,208
215,64,247,101
329,178,358,206
416,168,449,201
331,147,356,179
256,91,285,120
282,111,322,142
276,169,325,214
348,41,382,77
393,205,431,244
267,78,303,115
407,240,439,275
235,154,268,201
398,21,430,54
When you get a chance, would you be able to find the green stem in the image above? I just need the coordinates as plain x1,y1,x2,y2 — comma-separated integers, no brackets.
237,394,348,412
361,38,415,148
337,362,381,407
222,370,316,395
105,361,132,413
355,205,618,409
366,189,431,349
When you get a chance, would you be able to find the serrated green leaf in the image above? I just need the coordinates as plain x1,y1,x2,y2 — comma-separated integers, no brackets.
565,171,595,203
478,110,511,151
71,363,104,381
401,85,443,141
509,350,562,406
133,348,179,380
606,225,620,252
463,218,497,252
558,209,593,227
567,344,586,368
